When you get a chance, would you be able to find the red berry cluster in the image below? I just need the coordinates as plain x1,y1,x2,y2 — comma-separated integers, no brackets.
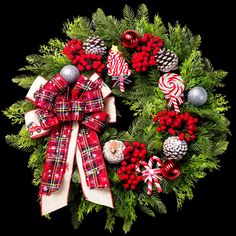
63,39,105,73
131,33,163,72
117,141,147,190
153,110,198,142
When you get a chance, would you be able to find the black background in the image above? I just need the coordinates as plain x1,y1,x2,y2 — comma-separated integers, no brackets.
1,0,235,235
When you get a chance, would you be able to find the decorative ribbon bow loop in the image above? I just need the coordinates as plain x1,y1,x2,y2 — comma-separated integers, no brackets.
31,73,110,196
136,156,163,195
111,75,132,92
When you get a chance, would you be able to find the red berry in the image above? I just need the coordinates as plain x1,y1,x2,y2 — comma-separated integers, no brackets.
140,143,146,149
179,133,185,141
123,174,129,180
186,137,191,142
123,184,129,189
119,175,124,180
86,65,91,70
128,179,133,185
130,175,136,180
130,164,135,169
156,127,162,132
191,134,196,140
168,128,176,135
130,185,136,190
121,167,127,172
117,169,122,175
122,161,127,166
127,165,132,170
161,125,166,131
127,146,133,152
153,116,158,122
188,130,194,135
131,157,137,163
137,176,143,181
124,141,130,147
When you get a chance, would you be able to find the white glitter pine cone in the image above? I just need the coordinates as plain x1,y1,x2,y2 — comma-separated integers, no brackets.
163,136,188,160
103,140,126,164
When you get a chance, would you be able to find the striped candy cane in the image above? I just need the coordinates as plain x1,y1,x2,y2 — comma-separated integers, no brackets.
136,156,163,195
158,73,185,113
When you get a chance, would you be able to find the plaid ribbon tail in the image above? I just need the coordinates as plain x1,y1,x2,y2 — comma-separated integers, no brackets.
39,122,73,195
77,126,109,188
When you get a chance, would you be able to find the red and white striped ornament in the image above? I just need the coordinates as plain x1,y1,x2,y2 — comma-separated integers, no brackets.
158,73,185,113
107,45,132,92
136,156,162,195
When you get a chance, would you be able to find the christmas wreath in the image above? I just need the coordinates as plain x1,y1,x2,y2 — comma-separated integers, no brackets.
4,4,230,233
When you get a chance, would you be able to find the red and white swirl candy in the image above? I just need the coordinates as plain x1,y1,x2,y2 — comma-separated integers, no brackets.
158,73,185,113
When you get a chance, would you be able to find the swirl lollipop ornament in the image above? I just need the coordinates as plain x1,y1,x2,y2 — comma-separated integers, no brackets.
158,73,185,113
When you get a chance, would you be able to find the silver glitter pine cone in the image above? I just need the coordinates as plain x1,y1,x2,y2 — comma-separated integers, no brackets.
156,48,178,72
83,36,107,55
163,136,188,160
103,140,125,164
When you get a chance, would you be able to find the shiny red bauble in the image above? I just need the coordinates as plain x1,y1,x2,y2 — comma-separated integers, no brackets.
161,159,181,180
121,30,140,48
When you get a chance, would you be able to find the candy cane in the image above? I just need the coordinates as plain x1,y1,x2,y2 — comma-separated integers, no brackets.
136,156,163,195
158,73,185,113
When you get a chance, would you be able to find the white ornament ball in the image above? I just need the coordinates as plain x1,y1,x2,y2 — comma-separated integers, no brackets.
103,140,126,164
60,65,80,85
187,86,208,106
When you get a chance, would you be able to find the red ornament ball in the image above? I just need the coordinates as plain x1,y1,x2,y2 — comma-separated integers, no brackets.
161,160,181,180
121,30,140,49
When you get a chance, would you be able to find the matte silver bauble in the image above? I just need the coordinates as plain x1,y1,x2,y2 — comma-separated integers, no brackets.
187,86,207,106
60,65,80,85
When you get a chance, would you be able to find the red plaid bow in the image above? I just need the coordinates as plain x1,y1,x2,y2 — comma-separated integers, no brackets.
136,156,163,195
34,73,110,195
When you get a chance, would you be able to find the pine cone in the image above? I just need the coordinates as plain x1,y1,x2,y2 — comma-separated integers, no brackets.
83,36,107,55
163,136,188,160
156,48,178,72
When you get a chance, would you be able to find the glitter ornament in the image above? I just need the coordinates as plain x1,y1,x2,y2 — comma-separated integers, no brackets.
121,30,140,48
161,159,181,180
60,65,80,85
103,140,126,164
187,86,208,106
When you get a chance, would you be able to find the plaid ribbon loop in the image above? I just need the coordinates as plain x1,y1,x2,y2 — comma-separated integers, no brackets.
34,73,110,196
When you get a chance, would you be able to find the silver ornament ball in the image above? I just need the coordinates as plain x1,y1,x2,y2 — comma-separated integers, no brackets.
187,86,207,106
60,65,80,85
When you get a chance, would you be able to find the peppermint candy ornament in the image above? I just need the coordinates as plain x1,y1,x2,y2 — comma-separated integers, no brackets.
158,73,185,113
103,140,126,164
